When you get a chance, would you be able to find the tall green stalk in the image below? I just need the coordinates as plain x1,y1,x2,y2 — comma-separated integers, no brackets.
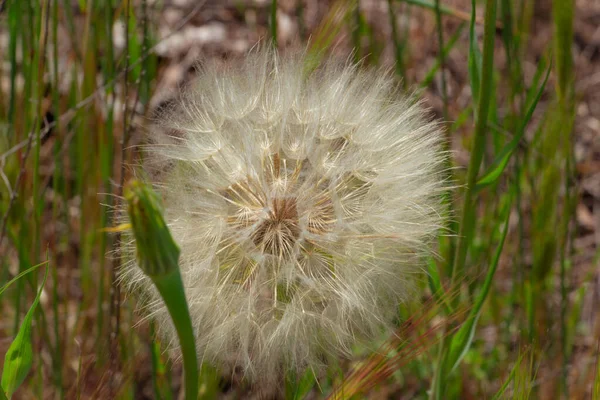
452,0,496,282
553,0,575,397
429,0,496,398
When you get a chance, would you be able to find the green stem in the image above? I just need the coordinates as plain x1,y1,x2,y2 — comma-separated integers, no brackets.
433,0,448,121
452,0,496,285
153,270,199,400
430,0,496,398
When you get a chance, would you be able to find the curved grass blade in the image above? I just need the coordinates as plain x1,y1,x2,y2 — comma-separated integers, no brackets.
475,61,551,192
418,23,466,90
0,261,49,297
445,198,511,373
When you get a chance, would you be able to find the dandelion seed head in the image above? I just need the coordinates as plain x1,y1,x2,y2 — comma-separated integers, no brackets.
120,48,448,384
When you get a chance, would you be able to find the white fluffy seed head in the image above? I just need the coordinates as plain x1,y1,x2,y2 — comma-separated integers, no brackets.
120,48,448,384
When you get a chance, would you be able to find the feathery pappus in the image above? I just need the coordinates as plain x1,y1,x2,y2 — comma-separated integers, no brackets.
120,47,448,385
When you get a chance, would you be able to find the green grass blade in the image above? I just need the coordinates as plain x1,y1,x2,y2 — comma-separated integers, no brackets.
0,261,48,297
1,263,49,398
452,0,496,283
433,0,448,119
491,349,529,400
418,23,466,90
474,62,551,192
468,0,482,108
427,258,453,315
446,198,511,373
552,0,574,102
427,258,443,298
285,369,316,400
429,1,497,397
387,0,406,80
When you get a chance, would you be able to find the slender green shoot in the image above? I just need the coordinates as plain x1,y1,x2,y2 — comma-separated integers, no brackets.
429,0,497,398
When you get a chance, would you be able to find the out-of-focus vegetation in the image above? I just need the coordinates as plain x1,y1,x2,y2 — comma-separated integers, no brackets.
1,0,596,398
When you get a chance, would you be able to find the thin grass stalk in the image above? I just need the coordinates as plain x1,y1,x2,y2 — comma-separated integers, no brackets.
2,0,40,339
49,0,65,393
430,0,496,398
108,0,133,391
95,0,115,362
552,1,575,396
433,0,448,120
76,0,96,301
26,0,38,239
0,1,207,166
453,0,496,281
386,0,406,83
6,0,18,128
32,0,50,279
418,23,466,90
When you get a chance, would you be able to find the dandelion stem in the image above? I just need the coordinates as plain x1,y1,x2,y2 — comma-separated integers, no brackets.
125,181,198,399
152,270,199,400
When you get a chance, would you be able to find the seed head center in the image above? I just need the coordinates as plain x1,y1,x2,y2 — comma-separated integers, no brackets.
252,197,300,257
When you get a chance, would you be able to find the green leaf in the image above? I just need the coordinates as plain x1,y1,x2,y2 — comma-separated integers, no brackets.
474,61,551,192
285,368,316,400
1,264,49,398
445,200,511,373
